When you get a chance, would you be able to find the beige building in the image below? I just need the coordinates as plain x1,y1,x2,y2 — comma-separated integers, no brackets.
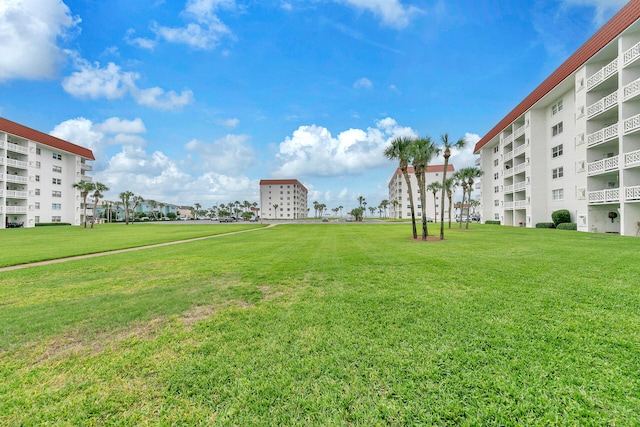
474,0,640,236
260,179,308,219
388,165,455,221
1,117,94,228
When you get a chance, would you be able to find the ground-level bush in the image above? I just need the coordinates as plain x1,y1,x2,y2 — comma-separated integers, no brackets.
485,220,500,225
552,209,571,226
557,222,577,230
35,222,72,227
536,222,555,228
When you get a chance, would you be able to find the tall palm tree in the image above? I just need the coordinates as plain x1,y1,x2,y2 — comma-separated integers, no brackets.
131,195,144,221
313,201,319,218
338,205,343,217
194,203,201,219
90,182,109,228
385,136,418,239
438,133,466,240
464,167,483,229
453,169,469,228
443,177,457,228
73,181,95,228
391,199,399,218
426,181,441,223
119,191,134,225
159,202,166,219
273,203,279,219
379,199,389,219
411,136,438,240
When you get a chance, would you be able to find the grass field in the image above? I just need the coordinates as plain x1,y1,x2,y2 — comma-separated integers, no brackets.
1,223,639,425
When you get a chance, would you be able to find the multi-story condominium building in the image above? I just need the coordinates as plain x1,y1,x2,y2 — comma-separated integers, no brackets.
259,179,308,219
388,165,455,221
474,1,640,236
1,117,94,228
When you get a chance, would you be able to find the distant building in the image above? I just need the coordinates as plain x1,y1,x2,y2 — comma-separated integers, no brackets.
388,165,455,221
1,117,95,228
260,179,308,219
474,0,640,236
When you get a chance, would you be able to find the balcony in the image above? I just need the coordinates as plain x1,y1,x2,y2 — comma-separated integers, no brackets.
587,123,618,147
624,41,640,66
6,158,28,169
626,185,640,201
624,113,640,135
588,188,619,204
513,145,526,157
503,134,514,146
588,155,619,175
6,174,28,184
7,142,28,154
514,200,527,209
6,190,27,199
504,185,513,193
504,202,514,209
513,124,526,140
625,149,640,168
587,91,618,119
513,163,526,174
504,167,514,178
80,175,92,182
514,181,526,192
5,206,27,214
504,150,513,161
80,162,93,171
624,78,640,101
587,58,618,90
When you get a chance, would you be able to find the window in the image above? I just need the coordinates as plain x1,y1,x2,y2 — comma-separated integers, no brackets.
35,161,41,169
36,148,41,155
552,189,564,201
552,122,563,136
494,159,499,167
407,205,411,209
35,188,40,196
552,167,564,179
52,216,61,223
52,178,61,185
52,165,62,173
494,200,500,206
35,175,40,182
52,191,62,197
35,216,40,223
494,172,499,180
35,202,40,209
52,153,62,160
52,203,62,210
552,100,563,115
552,144,563,158
493,146,499,154
494,186,499,193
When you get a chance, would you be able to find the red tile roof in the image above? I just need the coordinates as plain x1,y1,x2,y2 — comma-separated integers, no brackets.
1,117,95,160
474,0,640,154
259,179,308,193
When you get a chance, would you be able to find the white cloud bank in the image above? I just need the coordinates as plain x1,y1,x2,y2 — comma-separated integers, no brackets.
0,0,80,81
336,0,422,29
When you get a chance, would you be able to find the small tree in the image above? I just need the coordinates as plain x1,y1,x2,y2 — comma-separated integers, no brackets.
551,209,571,226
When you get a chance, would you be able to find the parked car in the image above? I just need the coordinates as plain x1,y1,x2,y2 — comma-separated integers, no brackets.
219,216,233,222
210,216,219,221
425,217,433,222
249,216,259,222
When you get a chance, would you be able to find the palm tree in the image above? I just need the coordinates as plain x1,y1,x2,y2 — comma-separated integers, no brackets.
90,182,109,228
338,205,343,217
438,133,466,240
313,201,319,218
273,203,279,219
369,206,376,217
357,196,365,209
119,191,134,225
464,167,483,229
426,181,441,223
385,136,418,239
158,202,166,219
131,195,144,221
391,199,399,218
443,177,457,228
411,136,438,240
379,199,389,219
453,169,469,228
73,181,95,228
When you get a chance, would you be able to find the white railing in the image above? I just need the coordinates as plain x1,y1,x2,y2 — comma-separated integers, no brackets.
475,158,481,166
589,189,619,203
80,175,92,182
80,162,93,171
504,150,513,161
624,78,640,100
0,189,3,197
504,185,514,193
504,167,514,178
0,140,5,148
6,175,28,184
587,58,618,90
5,206,27,214
624,41,640,66
503,134,514,145
6,158,28,169
588,155,619,175
587,91,618,118
6,190,27,199
7,142,28,154
625,149,640,168
0,173,4,181
624,113,640,134
504,202,514,209
587,123,618,147
515,200,527,209
514,163,526,174
514,182,526,192
513,124,525,139
626,185,640,201
513,145,526,157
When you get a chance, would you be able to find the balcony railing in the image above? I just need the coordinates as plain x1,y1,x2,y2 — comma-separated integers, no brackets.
504,150,513,161
503,134,514,146
587,58,618,90
514,182,526,192
504,185,513,193
588,155,619,175
7,142,28,154
6,190,27,199
587,91,618,118
624,41,640,66
80,175,92,182
6,158,28,169
625,149,640,168
624,78,640,101
504,167,514,178
514,200,527,209
588,189,619,203
513,145,526,157
504,202,514,209
6,175,28,184
513,124,526,140
626,185,640,201
587,123,618,147
514,163,526,174
5,206,27,214
624,113,640,134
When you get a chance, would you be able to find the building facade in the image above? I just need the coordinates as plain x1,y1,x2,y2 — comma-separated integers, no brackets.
1,117,94,228
388,165,455,221
475,1,640,236
259,179,308,219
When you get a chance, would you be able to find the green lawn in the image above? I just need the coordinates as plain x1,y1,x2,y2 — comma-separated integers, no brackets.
1,224,638,425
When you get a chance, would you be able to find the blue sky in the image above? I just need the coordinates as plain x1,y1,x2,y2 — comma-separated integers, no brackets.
0,0,629,211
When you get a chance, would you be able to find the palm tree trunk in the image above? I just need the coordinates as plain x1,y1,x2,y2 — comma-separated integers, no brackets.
401,169,418,239
439,155,449,240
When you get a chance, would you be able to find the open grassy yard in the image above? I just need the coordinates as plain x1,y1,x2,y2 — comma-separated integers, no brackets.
1,224,638,425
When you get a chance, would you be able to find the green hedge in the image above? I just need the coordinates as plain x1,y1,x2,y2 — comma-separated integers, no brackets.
485,220,501,225
536,222,555,228
556,222,577,230
35,222,72,227
551,209,571,226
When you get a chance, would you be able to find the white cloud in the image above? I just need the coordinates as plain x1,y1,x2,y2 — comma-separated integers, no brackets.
62,58,194,110
336,0,422,29
273,117,416,178
561,0,627,26
353,77,373,89
94,117,147,134
214,117,240,128
0,0,80,81
184,134,254,174
124,28,157,50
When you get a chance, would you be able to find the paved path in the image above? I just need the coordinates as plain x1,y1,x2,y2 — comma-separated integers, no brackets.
0,224,276,273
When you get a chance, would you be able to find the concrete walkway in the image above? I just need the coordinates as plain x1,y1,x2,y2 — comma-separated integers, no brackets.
0,224,276,273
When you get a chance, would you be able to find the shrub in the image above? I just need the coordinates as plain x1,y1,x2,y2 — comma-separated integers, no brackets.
557,222,577,230
485,220,500,225
35,222,72,227
551,209,571,226
536,222,555,228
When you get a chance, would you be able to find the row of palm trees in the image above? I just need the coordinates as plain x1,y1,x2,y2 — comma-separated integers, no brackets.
384,134,482,241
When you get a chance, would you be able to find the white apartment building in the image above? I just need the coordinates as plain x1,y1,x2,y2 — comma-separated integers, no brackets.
1,117,95,228
259,179,308,219
475,0,640,236
388,165,455,221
